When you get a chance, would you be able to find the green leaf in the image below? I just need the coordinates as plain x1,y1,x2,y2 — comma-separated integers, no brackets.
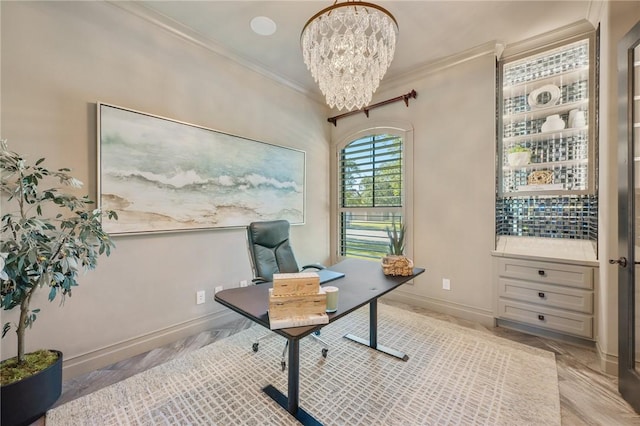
1,143,118,353
2,322,10,338
1,293,13,309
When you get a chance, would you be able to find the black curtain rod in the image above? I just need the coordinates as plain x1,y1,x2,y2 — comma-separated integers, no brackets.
327,89,417,127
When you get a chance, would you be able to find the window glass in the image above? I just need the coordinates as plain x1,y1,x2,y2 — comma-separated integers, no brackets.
339,134,404,260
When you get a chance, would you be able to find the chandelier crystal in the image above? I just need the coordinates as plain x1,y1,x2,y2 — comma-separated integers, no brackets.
301,1,399,111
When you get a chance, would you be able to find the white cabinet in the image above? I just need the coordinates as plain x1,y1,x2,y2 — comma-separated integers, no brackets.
499,35,596,197
495,256,596,339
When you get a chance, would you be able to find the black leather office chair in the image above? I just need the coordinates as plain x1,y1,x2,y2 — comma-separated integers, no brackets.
246,220,328,371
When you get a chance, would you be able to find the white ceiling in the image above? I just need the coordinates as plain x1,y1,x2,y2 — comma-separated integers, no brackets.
125,1,596,104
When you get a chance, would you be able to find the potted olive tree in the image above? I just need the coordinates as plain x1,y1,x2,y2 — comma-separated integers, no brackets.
381,219,414,276
0,140,117,426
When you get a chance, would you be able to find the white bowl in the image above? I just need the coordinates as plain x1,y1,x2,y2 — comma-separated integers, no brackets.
508,151,531,167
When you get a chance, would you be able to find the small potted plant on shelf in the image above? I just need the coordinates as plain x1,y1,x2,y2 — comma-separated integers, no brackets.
507,144,531,167
381,219,414,277
0,140,117,426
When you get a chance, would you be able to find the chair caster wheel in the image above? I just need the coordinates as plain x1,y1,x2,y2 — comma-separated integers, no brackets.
281,361,286,371
252,343,259,352
322,348,328,358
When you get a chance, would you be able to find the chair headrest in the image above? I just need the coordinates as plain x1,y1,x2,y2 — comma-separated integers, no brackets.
248,220,290,248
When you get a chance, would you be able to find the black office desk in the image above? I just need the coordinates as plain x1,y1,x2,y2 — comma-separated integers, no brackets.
214,258,425,425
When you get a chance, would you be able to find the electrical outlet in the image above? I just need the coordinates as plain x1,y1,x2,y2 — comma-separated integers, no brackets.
196,290,206,304
214,286,223,294
442,278,451,291
240,280,248,287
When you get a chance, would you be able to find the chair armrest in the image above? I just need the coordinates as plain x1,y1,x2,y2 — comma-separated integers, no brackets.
252,277,269,285
301,263,325,271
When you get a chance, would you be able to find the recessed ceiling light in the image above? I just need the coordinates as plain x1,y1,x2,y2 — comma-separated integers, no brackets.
251,16,277,36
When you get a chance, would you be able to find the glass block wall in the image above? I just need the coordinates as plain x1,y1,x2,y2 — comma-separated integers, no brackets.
502,41,589,86
496,195,598,240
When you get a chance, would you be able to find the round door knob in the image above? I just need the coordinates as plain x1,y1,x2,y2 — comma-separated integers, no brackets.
538,270,545,276
538,314,545,321
538,292,545,298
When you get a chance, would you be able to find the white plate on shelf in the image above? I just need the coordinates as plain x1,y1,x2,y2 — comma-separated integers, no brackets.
528,84,561,109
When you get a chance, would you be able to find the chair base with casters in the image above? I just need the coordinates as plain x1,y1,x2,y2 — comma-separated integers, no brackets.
252,331,328,371
246,220,330,371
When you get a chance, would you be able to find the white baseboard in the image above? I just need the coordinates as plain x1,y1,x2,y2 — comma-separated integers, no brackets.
595,341,620,376
383,290,495,327
62,310,241,380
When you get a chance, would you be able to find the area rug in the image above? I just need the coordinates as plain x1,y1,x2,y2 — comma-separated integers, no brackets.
47,304,560,425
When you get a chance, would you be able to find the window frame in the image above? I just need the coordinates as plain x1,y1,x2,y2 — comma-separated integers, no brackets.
331,124,414,263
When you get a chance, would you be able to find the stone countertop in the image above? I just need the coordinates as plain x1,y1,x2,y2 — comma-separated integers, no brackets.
492,236,599,267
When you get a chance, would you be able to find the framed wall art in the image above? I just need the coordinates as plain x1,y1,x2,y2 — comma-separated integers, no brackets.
97,103,305,235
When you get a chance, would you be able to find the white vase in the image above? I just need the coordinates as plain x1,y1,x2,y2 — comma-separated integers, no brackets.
507,151,531,167
568,109,586,128
541,114,565,132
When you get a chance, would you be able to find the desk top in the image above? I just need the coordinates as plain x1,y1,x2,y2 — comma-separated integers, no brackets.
214,258,425,340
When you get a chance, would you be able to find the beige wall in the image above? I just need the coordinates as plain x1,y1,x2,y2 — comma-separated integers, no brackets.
0,1,330,378
331,50,498,325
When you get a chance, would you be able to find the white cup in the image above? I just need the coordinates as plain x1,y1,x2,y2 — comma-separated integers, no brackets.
324,286,339,313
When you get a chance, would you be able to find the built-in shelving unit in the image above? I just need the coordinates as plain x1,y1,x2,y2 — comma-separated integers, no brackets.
493,32,599,343
496,32,598,242
499,37,595,197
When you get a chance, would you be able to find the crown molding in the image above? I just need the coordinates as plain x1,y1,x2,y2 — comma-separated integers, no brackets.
379,40,503,94
106,1,326,106
500,19,596,60
586,0,605,28
377,20,596,98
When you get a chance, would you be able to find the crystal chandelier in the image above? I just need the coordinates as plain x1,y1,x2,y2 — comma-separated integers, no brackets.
301,1,399,111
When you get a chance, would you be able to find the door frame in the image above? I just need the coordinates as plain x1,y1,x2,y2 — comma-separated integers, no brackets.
618,19,640,413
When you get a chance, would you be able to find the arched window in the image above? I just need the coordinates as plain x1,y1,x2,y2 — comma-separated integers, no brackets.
337,130,410,260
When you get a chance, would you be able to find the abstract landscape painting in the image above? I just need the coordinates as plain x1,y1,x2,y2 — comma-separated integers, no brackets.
98,104,304,235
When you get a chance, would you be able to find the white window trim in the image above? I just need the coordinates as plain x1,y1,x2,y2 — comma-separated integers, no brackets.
331,122,414,263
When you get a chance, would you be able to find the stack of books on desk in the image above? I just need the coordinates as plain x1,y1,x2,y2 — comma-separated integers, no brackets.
268,272,328,330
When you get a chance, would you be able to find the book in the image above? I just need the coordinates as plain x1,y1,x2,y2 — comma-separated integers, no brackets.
269,312,329,330
272,272,320,296
268,288,327,318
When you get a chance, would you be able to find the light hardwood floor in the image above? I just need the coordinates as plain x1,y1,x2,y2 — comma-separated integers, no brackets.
37,300,640,425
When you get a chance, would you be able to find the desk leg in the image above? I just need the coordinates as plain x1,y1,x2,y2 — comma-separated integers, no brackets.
287,338,299,414
344,300,409,361
370,298,377,348
262,338,322,426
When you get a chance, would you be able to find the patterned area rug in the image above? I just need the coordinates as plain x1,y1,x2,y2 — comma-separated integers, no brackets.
48,304,560,425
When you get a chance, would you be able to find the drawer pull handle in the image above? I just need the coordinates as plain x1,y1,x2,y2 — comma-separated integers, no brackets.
538,314,545,321
538,270,546,276
538,292,545,298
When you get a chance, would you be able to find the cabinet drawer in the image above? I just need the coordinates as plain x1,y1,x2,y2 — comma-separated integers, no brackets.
497,258,593,289
498,299,593,338
498,278,593,314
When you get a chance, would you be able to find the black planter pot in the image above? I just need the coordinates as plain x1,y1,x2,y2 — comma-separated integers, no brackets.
1,350,63,426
